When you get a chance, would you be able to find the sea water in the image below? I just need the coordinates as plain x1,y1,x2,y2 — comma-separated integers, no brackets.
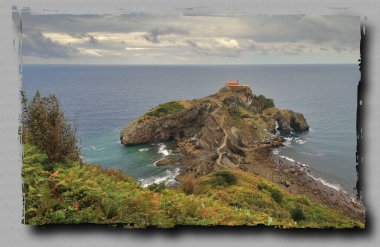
22,64,359,193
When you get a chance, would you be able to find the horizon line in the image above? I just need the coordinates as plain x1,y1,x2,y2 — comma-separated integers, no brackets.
22,62,359,66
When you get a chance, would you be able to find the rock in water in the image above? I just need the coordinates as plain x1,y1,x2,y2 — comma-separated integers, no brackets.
155,158,177,166
275,110,309,133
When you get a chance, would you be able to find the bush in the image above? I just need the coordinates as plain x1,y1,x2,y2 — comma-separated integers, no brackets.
251,95,275,113
257,181,269,190
181,177,195,195
291,205,306,221
211,170,238,186
148,182,167,193
269,188,283,204
21,90,79,163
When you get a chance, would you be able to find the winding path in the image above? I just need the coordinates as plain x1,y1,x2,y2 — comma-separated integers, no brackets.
216,115,228,166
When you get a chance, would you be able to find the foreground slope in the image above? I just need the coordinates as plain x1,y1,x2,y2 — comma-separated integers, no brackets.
23,144,362,228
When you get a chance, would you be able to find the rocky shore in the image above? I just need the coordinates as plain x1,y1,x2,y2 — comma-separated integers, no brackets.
120,85,365,223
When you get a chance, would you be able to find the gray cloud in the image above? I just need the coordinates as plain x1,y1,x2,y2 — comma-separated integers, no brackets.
332,45,347,53
22,28,79,58
67,33,98,44
143,27,188,43
186,40,241,57
19,13,360,64
245,15,359,48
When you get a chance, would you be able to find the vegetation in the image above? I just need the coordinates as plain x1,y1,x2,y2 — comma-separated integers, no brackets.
22,145,363,228
180,177,196,195
209,170,238,187
251,95,275,113
146,101,185,117
21,91,79,163
291,205,306,222
21,91,363,228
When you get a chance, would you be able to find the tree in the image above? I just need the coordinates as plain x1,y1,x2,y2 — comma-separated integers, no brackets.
21,90,79,163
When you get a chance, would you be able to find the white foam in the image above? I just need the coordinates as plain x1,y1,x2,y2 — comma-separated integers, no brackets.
272,149,280,155
90,145,105,151
279,155,295,162
158,143,171,156
295,139,307,145
153,158,162,166
140,168,180,188
308,174,342,191
138,148,149,152
299,151,324,156
272,147,347,194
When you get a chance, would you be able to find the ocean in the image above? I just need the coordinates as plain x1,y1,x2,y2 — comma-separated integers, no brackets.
22,64,360,194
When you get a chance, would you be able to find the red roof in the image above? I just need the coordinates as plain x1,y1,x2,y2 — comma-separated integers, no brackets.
226,81,239,86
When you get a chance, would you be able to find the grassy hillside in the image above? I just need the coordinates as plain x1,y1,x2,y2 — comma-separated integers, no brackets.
146,101,186,118
22,144,362,228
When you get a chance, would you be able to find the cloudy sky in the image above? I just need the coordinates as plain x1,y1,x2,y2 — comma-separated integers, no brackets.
20,13,361,64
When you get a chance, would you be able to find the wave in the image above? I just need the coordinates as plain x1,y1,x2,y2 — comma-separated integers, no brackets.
308,174,342,191
299,151,325,156
279,155,295,163
295,139,308,145
90,145,105,151
138,148,150,152
139,168,180,188
158,143,171,156
153,159,161,166
274,152,344,192
283,136,307,146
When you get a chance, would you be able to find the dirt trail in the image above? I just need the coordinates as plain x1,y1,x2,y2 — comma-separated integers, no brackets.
216,115,228,166
207,103,228,167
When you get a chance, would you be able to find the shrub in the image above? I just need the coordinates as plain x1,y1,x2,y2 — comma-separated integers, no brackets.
22,144,49,166
21,90,79,163
257,181,269,190
251,95,275,113
181,177,195,195
148,182,167,193
211,170,238,186
269,188,283,204
291,205,306,222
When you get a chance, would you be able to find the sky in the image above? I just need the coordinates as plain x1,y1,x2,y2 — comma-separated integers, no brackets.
19,12,361,65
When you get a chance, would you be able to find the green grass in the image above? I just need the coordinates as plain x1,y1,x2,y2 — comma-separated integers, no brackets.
22,145,363,228
195,171,364,228
146,101,185,117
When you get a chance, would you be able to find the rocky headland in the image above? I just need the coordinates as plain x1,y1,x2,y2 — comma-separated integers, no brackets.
120,85,364,223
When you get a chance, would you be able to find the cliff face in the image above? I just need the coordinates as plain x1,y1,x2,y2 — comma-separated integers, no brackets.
120,86,309,172
120,100,216,146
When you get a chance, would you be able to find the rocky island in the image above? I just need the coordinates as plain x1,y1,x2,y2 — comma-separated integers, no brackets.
121,84,365,223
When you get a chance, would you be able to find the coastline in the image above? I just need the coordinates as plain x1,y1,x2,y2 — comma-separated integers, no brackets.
171,141,364,223
246,144,365,222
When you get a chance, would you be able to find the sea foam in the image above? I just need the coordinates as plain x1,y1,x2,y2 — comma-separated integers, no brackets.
139,168,180,188
158,143,171,156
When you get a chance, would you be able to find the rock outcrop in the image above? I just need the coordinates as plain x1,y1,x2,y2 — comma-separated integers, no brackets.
276,110,309,133
120,100,216,146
